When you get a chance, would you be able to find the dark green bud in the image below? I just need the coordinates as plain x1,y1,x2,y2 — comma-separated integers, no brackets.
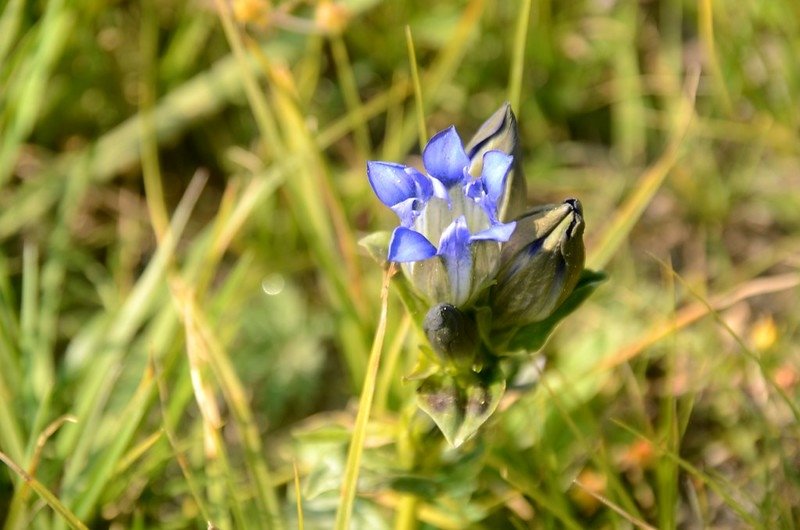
423,303,478,366
490,199,586,329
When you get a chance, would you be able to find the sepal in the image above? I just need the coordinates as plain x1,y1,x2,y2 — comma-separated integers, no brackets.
416,368,505,448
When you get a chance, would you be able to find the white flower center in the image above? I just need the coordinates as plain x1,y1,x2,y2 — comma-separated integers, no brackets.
415,184,489,245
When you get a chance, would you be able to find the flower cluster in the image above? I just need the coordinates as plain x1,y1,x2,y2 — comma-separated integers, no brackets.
365,103,597,446
368,103,585,338
367,125,518,308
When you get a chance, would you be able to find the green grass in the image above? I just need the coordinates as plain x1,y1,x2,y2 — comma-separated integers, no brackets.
1,0,799,528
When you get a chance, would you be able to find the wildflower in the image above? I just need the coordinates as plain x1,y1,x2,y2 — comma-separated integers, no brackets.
490,199,586,328
367,126,517,308
363,105,600,447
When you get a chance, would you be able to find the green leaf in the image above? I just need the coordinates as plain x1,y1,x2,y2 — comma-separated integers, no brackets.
389,475,444,498
358,231,391,264
473,305,493,347
416,369,505,448
389,272,429,328
403,348,439,381
504,269,607,353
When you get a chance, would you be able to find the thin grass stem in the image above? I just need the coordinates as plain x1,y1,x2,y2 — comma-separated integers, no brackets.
508,0,532,112
334,265,394,530
405,26,427,152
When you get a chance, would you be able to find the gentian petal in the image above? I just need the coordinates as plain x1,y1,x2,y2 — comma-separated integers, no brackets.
388,227,437,262
437,216,473,306
480,150,514,205
464,179,484,201
423,126,470,188
390,197,422,227
471,221,516,242
430,176,450,201
367,161,417,207
406,167,433,202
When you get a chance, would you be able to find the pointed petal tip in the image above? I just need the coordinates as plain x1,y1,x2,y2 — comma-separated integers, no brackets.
564,197,583,216
437,215,471,254
367,161,418,207
481,150,514,203
471,221,516,242
423,126,469,188
388,227,437,262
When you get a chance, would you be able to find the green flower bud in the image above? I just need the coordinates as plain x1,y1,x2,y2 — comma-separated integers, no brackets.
465,102,527,222
423,303,478,368
490,199,585,329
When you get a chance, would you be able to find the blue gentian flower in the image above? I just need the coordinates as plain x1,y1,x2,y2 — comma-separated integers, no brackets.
368,126,517,308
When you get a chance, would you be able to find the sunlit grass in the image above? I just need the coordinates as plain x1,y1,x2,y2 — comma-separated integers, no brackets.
1,0,799,528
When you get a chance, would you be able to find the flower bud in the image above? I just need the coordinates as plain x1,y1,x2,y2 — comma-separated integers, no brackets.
423,303,478,367
490,199,585,329
465,102,527,222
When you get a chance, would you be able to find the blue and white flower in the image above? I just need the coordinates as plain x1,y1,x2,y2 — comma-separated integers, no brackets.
367,126,517,308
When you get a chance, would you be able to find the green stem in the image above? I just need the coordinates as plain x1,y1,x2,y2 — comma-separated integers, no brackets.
334,266,394,530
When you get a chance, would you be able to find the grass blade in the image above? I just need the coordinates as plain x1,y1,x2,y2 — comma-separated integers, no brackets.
0,451,87,530
334,265,394,530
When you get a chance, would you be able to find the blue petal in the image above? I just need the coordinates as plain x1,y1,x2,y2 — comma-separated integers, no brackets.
367,161,417,207
406,167,433,202
431,177,450,201
423,126,470,188
471,221,516,242
480,150,513,205
437,216,473,306
388,227,437,262
464,179,484,201
390,197,422,227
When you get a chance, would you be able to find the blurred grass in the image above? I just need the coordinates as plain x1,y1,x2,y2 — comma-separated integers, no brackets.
1,0,799,528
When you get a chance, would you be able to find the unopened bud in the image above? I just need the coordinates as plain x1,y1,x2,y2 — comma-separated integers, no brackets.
423,303,478,367
490,199,585,329
465,102,527,222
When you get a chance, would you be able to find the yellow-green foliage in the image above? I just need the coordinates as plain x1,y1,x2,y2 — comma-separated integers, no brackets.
0,0,798,528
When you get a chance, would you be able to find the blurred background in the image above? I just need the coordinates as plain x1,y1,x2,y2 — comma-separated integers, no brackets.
0,0,798,528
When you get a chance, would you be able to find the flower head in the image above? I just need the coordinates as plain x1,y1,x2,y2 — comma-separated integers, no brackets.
364,106,599,448
367,125,517,308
